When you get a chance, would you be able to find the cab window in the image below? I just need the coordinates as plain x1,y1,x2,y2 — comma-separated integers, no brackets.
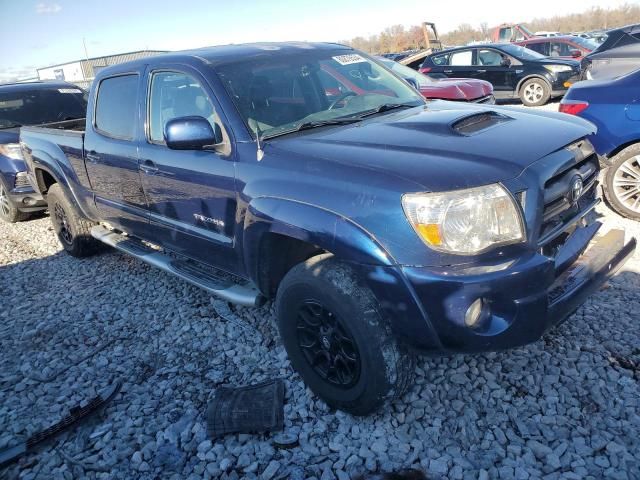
549,42,572,57
476,49,504,66
526,42,549,55
148,71,217,144
449,50,473,66
94,74,138,140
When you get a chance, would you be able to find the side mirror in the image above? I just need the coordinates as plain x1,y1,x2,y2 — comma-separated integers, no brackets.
501,57,512,67
570,49,581,58
165,116,221,150
404,77,419,89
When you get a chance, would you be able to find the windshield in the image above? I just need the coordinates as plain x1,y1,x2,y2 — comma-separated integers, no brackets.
570,36,599,50
216,49,424,139
378,58,433,87
0,86,87,129
500,44,546,60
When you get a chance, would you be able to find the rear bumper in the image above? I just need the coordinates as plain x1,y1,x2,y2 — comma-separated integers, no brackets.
366,227,635,353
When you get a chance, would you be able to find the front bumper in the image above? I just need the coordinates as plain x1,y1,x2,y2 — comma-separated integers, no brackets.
550,72,581,95
366,226,635,353
9,186,46,212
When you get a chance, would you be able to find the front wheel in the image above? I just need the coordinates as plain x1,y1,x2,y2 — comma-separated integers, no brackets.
0,180,28,223
275,254,415,415
519,78,551,107
47,183,104,257
603,144,640,220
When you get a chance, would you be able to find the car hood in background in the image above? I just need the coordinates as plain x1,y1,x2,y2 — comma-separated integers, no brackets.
419,78,493,101
270,102,595,191
0,128,20,145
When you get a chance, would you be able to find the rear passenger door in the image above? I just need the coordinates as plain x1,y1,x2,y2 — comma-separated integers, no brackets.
475,48,517,97
443,49,476,79
137,66,239,273
84,73,149,235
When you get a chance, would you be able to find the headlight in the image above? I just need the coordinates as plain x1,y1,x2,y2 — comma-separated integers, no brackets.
0,143,23,160
402,184,525,255
544,65,572,74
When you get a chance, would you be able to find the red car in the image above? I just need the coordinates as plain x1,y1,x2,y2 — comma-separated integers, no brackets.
515,35,598,61
377,57,495,103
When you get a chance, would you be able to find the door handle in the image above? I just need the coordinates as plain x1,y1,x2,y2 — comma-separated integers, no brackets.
444,70,453,73
477,69,487,73
139,160,159,175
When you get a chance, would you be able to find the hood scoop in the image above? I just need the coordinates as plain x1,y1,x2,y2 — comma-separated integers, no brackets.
451,111,513,136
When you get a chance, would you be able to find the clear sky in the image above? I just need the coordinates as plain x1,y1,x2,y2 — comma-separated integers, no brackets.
0,0,636,82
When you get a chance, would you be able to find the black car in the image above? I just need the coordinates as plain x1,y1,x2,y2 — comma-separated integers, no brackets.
419,43,581,106
581,24,640,80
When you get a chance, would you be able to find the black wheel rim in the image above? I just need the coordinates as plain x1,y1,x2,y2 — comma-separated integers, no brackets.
54,202,73,245
0,184,10,217
296,300,361,388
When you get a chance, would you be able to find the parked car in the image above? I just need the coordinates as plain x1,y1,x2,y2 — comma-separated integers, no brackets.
516,35,598,60
419,43,581,106
0,81,86,223
21,42,635,415
534,31,561,38
560,68,640,220
377,57,495,103
581,24,640,80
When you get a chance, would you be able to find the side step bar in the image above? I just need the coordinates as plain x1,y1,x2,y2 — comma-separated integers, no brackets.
90,225,263,307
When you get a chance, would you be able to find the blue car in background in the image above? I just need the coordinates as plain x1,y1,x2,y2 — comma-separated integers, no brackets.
0,81,87,222
560,69,640,220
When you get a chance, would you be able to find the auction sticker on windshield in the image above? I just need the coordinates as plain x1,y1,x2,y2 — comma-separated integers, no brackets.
332,54,367,65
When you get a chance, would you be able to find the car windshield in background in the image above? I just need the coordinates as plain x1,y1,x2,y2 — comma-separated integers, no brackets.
571,36,599,50
378,58,433,87
500,44,546,60
216,50,425,139
0,87,87,129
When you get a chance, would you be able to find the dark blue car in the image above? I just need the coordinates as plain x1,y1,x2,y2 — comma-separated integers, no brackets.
561,68,640,220
20,43,636,414
0,81,87,222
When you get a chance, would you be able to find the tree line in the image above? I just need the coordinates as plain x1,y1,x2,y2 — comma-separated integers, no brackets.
345,3,640,54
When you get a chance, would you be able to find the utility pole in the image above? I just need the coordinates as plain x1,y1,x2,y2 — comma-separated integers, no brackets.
82,37,90,61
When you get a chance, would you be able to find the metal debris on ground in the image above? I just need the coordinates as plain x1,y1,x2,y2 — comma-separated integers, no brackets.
0,381,121,468
206,379,284,438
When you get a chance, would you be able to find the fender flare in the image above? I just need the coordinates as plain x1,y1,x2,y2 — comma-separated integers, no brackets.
242,196,396,284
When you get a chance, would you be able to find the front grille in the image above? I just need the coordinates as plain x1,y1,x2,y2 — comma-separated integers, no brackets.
14,172,31,189
538,153,599,246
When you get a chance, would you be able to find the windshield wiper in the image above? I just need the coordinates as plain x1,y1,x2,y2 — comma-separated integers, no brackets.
356,103,418,119
261,118,362,141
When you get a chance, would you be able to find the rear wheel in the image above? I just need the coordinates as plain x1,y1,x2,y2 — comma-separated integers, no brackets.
47,183,104,257
603,144,640,220
0,180,28,223
520,78,551,107
275,254,415,415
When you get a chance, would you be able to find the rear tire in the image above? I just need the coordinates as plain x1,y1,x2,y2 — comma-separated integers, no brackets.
603,144,640,220
47,183,103,257
275,254,415,415
0,180,28,223
519,78,551,107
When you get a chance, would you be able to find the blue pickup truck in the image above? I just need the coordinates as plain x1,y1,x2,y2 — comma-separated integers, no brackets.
0,81,86,222
21,43,636,414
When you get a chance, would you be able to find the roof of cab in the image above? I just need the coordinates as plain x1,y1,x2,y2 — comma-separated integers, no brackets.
95,42,352,77
0,80,83,92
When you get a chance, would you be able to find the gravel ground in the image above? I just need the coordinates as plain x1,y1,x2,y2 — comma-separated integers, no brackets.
1,102,640,480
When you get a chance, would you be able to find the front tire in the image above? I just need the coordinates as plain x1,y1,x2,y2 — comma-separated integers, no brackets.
519,78,551,107
275,254,414,415
603,144,640,220
47,183,103,257
0,180,28,223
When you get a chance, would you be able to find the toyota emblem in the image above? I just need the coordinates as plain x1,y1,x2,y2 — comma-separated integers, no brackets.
570,176,583,204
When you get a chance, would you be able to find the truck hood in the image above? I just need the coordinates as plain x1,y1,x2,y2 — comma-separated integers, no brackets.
419,78,493,101
270,102,595,191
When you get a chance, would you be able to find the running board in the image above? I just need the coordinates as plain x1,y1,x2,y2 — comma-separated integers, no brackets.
90,225,262,307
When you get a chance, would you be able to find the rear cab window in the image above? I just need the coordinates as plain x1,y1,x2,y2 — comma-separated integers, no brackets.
94,74,138,139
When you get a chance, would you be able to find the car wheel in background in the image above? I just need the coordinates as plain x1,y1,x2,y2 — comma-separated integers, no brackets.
47,183,104,257
519,78,551,107
275,254,415,415
0,180,28,223
603,144,640,221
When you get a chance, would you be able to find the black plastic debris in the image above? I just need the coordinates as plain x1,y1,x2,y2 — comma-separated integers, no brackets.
272,432,299,449
206,379,284,438
0,381,121,468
